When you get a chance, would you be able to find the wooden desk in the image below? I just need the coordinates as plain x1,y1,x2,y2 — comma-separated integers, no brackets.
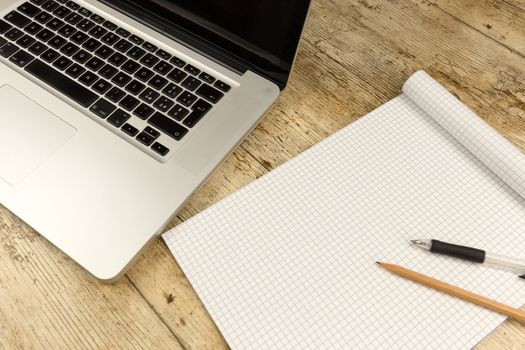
1,0,525,348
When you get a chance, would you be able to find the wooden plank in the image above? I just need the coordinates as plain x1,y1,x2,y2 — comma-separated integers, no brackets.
0,206,184,350
433,0,525,57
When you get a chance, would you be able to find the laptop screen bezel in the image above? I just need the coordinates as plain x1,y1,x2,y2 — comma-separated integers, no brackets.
98,0,311,90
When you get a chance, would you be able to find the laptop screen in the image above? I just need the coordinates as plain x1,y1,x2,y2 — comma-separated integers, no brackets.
101,0,311,88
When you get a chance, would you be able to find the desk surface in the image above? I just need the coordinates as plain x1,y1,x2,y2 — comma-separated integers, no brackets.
2,0,525,348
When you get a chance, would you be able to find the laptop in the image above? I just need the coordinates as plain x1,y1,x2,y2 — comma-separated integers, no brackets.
0,0,311,281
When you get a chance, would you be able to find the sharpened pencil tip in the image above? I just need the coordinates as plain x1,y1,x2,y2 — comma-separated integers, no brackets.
519,274,525,280
375,261,382,266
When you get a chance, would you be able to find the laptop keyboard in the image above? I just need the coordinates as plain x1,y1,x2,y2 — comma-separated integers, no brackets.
0,0,232,159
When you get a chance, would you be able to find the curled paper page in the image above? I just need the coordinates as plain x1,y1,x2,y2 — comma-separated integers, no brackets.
404,71,525,200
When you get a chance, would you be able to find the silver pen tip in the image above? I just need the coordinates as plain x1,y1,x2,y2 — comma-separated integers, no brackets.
410,239,424,245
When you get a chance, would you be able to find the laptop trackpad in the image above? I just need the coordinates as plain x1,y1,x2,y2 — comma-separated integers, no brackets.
0,85,76,185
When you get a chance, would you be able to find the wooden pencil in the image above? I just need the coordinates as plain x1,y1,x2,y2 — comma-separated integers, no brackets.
377,262,525,323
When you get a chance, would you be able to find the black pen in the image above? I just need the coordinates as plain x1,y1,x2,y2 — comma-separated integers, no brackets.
411,239,525,278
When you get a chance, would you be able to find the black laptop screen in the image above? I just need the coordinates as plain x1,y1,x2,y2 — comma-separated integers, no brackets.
101,0,311,88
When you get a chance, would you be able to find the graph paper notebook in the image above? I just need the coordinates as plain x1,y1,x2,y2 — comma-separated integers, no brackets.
163,71,525,349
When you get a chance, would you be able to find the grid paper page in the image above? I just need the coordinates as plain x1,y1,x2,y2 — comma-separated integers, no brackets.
164,73,525,349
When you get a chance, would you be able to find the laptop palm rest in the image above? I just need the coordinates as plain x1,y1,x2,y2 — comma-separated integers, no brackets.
0,84,76,185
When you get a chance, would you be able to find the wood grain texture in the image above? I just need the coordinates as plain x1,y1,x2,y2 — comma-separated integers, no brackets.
1,0,524,349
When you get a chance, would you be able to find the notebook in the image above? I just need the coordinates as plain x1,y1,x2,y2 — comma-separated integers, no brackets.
163,71,525,349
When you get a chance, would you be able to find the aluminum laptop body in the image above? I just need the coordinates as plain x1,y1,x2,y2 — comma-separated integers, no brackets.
0,0,310,281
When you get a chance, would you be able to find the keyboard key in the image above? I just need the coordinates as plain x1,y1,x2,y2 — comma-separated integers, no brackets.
78,7,92,17
176,91,197,106
42,1,60,12
114,39,132,53
121,123,138,137
53,6,71,18
57,24,76,37
133,103,154,119
169,56,185,67
9,50,34,67
167,68,186,83
48,35,67,49
183,99,212,128
34,11,53,24
142,41,157,52
24,21,42,35
0,43,19,57
82,37,101,51
35,28,53,41
31,0,47,4
105,86,125,102
18,2,41,17
60,42,79,56
64,12,82,25
181,76,202,91
52,55,72,70
89,25,107,39
5,28,24,41
148,112,188,140
151,142,169,156
125,80,145,95
76,18,95,31
99,64,118,79
167,104,189,121
101,32,119,45
78,70,97,86
65,62,84,77
127,46,146,60
85,56,104,71
121,60,140,74
111,71,131,86
70,31,88,44
16,34,35,48
162,83,182,98
92,79,112,94
153,60,173,75
153,96,174,112
41,48,59,62
156,49,171,60
136,131,154,146
128,34,143,45
214,80,231,92
65,1,80,11
107,109,130,127
94,44,113,59
71,49,91,63
25,59,98,107
107,52,126,66
5,11,31,28
184,64,200,76
139,88,159,103
90,13,104,24
135,67,154,82
199,72,216,84
115,27,130,37
46,18,65,31
144,126,160,138
119,95,139,111
148,75,168,90
139,53,159,67
89,98,115,118
196,84,224,104
0,37,6,48
102,20,117,31
28,41,47,55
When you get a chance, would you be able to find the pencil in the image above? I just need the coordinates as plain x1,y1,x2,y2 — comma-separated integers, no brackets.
377,261,525,323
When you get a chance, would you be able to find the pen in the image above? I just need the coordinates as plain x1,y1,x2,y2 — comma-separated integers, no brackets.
377,262,525,323
411,239,525,278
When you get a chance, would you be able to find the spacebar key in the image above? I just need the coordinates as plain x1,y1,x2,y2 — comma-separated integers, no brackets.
25,59,98,108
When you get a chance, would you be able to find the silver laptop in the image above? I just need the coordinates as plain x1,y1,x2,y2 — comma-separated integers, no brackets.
0,0,310,281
